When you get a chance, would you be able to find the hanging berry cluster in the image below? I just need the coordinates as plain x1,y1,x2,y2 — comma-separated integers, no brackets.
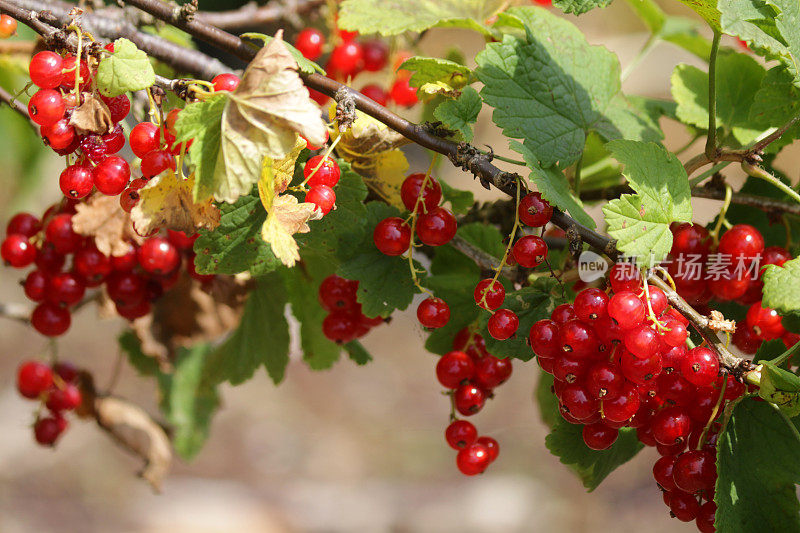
15,360,82,446
318,274,385,343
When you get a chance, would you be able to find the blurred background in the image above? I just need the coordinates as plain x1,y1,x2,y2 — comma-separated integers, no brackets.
0,1,797,532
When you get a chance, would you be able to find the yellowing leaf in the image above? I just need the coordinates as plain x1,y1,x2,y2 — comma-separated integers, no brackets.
213,31,327,204
130,171,221,236
257,136,307,211
261,195,320,267
72,194,142,256
330,108,410,207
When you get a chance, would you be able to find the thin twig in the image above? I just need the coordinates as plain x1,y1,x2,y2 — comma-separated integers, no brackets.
195,0,325,30
705,30,721,159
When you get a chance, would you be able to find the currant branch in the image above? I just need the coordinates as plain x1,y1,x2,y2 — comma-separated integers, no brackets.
194,0,326,30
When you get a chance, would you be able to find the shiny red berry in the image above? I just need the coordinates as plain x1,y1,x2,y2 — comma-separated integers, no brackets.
454,382,487,416
607,291,646,330
29,51,64,89
294,28,325,61
361,83,388,105
45,383,82,412
400,173,442,212
474,278,505,310
373,217,411,256
474,355,512,389
306,185,337,215
17,361,53,399
31,302,71,336
417,297,450,328
28,89,65,126
34,415,68,446
582,423,618,450
138,237,181,275
416,207,457,246
1,234,36,267
529,319,560,359
487,309,519,340
436,351,475,389
389,78,418,107
512,235,548,268
718,224,764,261
456,442,491,475
362,39,388,71
518,192,552,227
681,347,719,388
304,155,341,187
445,420,477,449
212,73,240,92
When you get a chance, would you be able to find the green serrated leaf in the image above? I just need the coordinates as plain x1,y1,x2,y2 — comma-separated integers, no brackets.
174,94,227,201
433,87,482,142
676,0,721,30
593,94,665,144
763,257,800,315
512,141,597,229
671,53,766,144
439,180,475,215
425,273,480,355
623,0,712,59
553,0,613,15
536,372,560,429
337,202,419,317
477,280,564,360
759,361,800,416
602,140,691,268
281,259,341,370
345,340,373,365
546,423,644,491
400,56,475,98
96,38,156,97
204,273,290,385
338,0,505,36
477,7,636,168
193,190,280,276
716,400,800,532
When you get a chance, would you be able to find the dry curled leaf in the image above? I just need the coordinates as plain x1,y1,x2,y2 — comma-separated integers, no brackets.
330,107,410,207
212,31,327,203
72,193,142,256
258,193,320,268
69,92,114,135
130,171,221,236
93,395,172,492
133,274,248,361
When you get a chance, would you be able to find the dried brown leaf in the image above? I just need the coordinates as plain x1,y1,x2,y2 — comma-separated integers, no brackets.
69,93,114,135
72,194,142,256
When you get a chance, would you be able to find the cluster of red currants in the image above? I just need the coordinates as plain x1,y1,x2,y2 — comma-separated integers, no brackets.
294,26,417,108
666,222,797,354
531,264,744,531
1,202,212,336
302,154,341,215
318,274,384,343
438,328,512,475
16,360,82,446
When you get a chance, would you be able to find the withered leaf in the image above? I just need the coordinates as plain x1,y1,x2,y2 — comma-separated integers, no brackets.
72,193,142,256
69,93,114,135
259,193,320,267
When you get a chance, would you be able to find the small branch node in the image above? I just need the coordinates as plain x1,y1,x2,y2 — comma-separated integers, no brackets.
333,86,356,132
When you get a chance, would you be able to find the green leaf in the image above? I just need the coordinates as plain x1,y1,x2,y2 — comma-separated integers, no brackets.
119,333,219,460
671,53,766,143
536,372,561,429
476,7,639,169
553,0,612,15
593,94,665,144
338,0,507,36
623,0,712,59
160,343,220,460
477,279,564,360
759,361,800,416
602,140,692,268
545,423,644,491
763,257,800,315
174,94,227,201
281,260,341,370
240,33,325,75
298,161,369,262
513,141,597,229
337,202,419,317
433,87,482,142
439,180,475,214
400,57,475,97
96,38,156,97
345,340,373,365
716,400,800,532
425,272,481,354
675,0,721,30
205,273,290,385
457,222,507,259
193,190,280,276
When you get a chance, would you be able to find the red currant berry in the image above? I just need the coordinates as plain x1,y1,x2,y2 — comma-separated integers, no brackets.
322,312,358,343
456,442,491,475
101,124,126,154
141,150,176,177
23,269,48,302
667,490,701,522
28,89,65,126
29,51,64,89
17,361,53,399
101,94,131,123
60,55,91,90
31,302,71,336
74,244,112,286
586,361,624,399
389,78,418,107
696,501,716,533
681,347,719,388
34,415,68,446
574,288,609,322
659,316,689,347
670,222,711,257
138,237,181,275
673,450,716,493
607,291,646,330
306,185,337,215
620,349,662,385
718,224,764,261
560,383,599,420
304,155,341,187
417,297,450,328
361,39,389,71
130,122,159,158
1,234,36,267
111,244,138,271
6,212,40,237
35,242,65,273
488,309,519,340
42,119,77,151
553,355,591,383
558,319,598,357
762,245,791,269
551,303,577,324
732,322,761,354
608,263,641,293
518,192,553,227
623,324,661,359
746,301,786,340
445,420,477,449
328,41,364,77
474,355,512,389
115,299,152,321
436,351,475,389
373,217,411,256
657,372,696,407
45,214,82,255
45,383,82,412
511,235,547,268
651,406,692,445
401,173,442,212
57,164,92,199
476,436,499,462
601,381,641,423
0,15,17,38
474,278,505,310
529,319,560,359
454,382,487,416
416,207,457,246
582,423,618,450
318,275,359,312
294,28,325,61
47,271,86,307
212,73,240,92
361,84,389,105
653,454,678,491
